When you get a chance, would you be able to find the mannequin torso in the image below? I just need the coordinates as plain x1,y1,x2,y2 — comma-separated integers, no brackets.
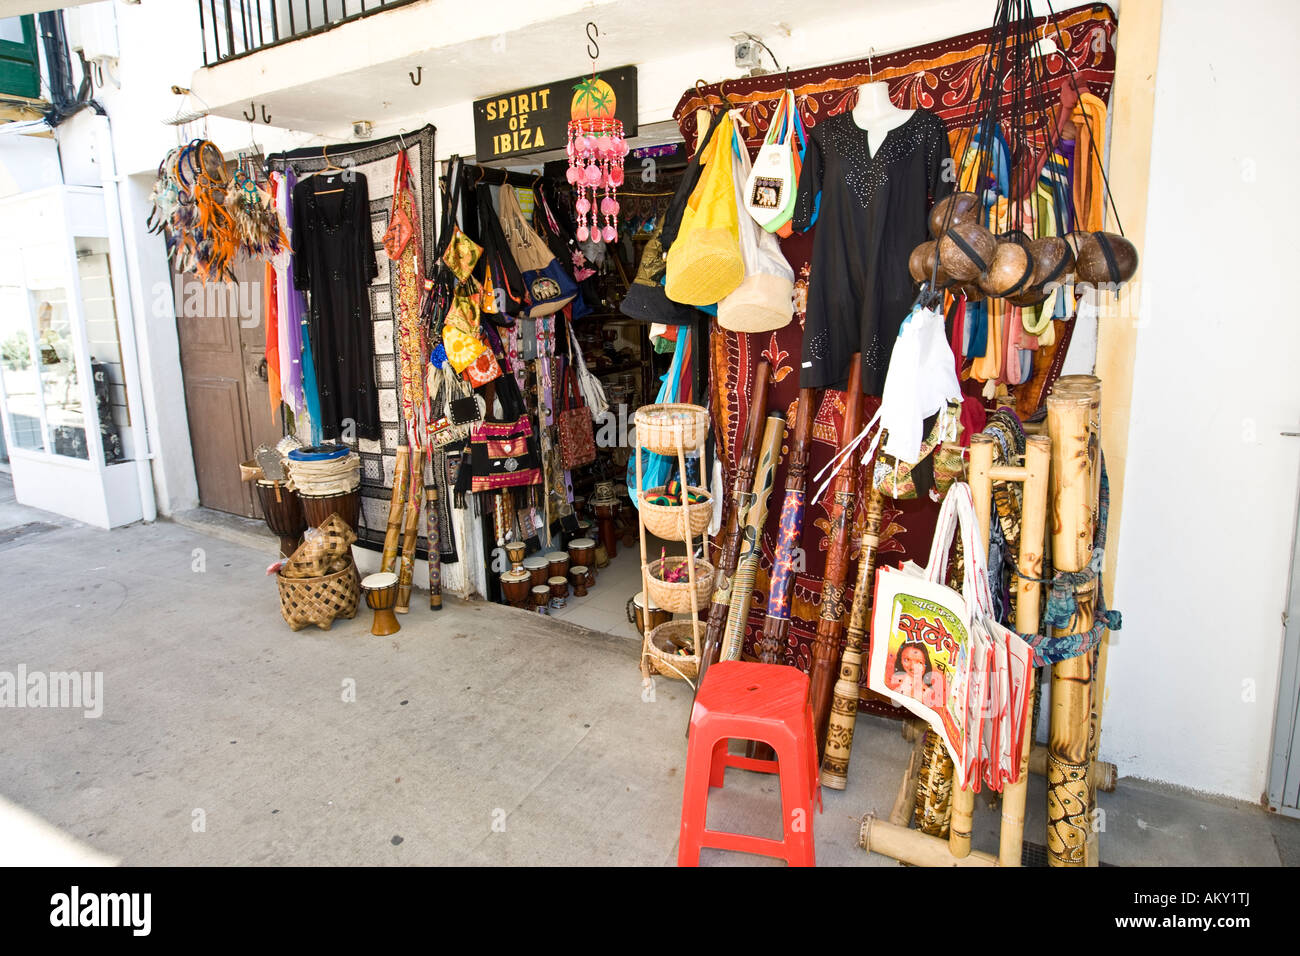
851,82,915,156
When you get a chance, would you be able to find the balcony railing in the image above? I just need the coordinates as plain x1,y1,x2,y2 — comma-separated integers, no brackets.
198,0,418,66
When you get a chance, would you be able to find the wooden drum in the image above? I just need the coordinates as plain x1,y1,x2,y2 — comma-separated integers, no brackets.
531,584,551,614
548,575,569,609
505,541,526,573
628,589,671,637
546,551,569,580
567,538,596,576
569,566,589,597
524,556,549,589
255,478,306,558
300,488,361,534
500,569,531,609
361,571,400,636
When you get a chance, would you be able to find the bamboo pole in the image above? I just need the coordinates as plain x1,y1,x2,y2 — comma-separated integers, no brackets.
1045,387,1099,866
1029,745,1116,793
997,434,1050,866
381,446,411,573
890,728,929,827
860,814,998,867
394,466,425,614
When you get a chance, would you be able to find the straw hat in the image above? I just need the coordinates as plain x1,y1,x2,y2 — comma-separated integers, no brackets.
929,191,980,238
938,220,997,281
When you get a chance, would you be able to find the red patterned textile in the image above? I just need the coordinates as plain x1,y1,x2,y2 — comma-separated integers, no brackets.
676,4,1117,716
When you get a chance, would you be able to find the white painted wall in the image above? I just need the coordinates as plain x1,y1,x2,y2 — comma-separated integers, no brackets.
1105,0,1300,801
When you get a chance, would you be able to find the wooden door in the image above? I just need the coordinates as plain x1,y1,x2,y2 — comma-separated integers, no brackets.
174,254,278,518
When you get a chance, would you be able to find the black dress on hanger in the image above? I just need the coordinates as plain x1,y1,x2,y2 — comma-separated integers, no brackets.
792,109,953,396
292,171,380,441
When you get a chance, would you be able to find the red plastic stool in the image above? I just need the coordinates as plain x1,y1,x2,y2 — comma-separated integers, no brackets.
678,661,822,866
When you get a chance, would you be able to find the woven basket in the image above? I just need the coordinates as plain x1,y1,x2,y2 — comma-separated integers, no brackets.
639,486,712,541
282,514,357,579
643,619,703,684
240,459,264,483
635,403,709,456
644,556,715,613
277,561,360,631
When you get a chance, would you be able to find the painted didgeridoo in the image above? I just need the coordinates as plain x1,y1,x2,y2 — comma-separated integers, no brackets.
695,360,772,690
806,352,865,761
720,412,787,661
426,482,442,611
750,388,817,762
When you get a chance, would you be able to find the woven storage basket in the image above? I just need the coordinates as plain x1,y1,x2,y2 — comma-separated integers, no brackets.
639,486,712,541
644,556,715,613
282,514,357,579
643,619,703,684
277,561,360,631
240,459,264,482
634,403,709,455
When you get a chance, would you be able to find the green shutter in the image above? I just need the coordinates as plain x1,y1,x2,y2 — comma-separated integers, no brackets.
0,16,40,100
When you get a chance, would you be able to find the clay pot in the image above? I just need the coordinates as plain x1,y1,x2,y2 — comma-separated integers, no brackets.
929,191,980,238
1074,231,1139,287
938,220,997,282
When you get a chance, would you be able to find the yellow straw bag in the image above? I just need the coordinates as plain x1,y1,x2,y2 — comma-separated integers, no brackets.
664,112,744,306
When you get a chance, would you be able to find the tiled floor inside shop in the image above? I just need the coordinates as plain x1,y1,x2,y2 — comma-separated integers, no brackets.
1,471,1297,867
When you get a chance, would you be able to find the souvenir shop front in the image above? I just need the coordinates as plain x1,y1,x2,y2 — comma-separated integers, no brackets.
149,0,1145,865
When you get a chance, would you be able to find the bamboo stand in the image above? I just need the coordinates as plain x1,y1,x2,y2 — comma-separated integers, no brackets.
637,421,707,687
860,432,1049,867
381,446,411,573
1045,380,1102,866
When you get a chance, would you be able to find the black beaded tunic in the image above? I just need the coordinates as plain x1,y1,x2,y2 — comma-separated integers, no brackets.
292,172,380,441
792,109,952,395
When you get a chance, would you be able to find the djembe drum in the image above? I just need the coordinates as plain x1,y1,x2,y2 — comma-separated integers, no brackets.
531,585,551,614
361,571,400,636
548,576,569,609
546,551,569,581
628,590,671,637
505,541,526,573
524,555,549,589
592,501,618,559
300,488,361,534
255,478,306,558
500,569,531,609
569,566,589,597
568,538,596,577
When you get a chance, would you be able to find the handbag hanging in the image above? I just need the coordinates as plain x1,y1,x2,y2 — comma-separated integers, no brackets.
438,157,483,282
469,374,542,492
474,182,527,321
744,87,799,231
498,184,578,318
719,119,795,333
664,110,744,306
557,365,597,471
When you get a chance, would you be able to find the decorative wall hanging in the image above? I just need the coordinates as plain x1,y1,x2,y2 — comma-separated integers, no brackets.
566,22,628,242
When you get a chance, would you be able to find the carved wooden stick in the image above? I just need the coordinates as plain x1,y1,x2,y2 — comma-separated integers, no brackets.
696,360,771,690
720,413,786,662
820,480,884,790
806,353,864,760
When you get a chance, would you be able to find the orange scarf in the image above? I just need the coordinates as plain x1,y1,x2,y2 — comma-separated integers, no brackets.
1070,92,1108,232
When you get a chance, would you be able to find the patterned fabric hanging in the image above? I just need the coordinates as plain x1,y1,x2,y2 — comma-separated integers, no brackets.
388,148,428,463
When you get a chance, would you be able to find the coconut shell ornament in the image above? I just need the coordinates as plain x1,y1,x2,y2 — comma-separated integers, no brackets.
978,236,1035,297
1074,231,1139,286
938,220,997,281
928,191,980,238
